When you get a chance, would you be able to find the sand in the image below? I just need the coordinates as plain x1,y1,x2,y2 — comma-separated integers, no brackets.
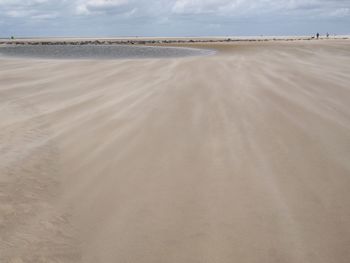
1,40,350,263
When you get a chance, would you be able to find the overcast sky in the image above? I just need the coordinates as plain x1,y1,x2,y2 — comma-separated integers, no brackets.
0,0,349,37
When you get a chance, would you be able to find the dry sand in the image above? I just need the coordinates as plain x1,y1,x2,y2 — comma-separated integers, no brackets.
1,40,350,263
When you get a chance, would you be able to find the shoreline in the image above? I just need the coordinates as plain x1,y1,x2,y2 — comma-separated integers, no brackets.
1,36,349,46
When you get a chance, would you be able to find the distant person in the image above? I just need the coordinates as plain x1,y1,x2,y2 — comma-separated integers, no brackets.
326,33,329,38
316,33,320,39
10,36,14,40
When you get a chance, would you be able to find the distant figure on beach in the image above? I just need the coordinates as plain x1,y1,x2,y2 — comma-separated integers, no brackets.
316,33,320,39
326,33,329,38
10,36,14,40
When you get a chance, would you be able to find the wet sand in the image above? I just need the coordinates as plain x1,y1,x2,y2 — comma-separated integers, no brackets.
1,40,350,263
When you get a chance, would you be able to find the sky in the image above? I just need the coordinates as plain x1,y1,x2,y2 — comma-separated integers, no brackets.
0,0,349,37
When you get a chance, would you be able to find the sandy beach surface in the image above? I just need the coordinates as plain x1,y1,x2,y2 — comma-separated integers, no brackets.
1,40,350,263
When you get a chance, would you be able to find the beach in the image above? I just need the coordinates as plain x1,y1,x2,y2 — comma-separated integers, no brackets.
1,39,350,263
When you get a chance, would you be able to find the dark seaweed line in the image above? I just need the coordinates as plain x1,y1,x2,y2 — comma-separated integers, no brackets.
1,37,349,46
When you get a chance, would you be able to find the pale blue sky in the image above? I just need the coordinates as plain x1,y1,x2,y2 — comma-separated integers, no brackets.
0,0,349,37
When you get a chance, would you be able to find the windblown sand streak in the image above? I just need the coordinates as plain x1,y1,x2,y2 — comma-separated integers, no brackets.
0,40,350,263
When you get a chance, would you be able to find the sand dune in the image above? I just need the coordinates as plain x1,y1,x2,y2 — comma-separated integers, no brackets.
1,40,350,263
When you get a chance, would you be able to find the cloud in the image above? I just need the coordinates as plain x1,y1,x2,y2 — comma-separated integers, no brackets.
1,0,350,18
31,12,59,19
0,0,349,36
75,0,136,15
5,9,33,18
330,7,350,17
172,0,235,14
82,0,129,8
171,0,339,15
0,0,62,19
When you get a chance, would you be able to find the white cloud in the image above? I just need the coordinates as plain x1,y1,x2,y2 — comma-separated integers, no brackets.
0,0,60,19
171,0,336,15
0,0,49,5
330,7,350,17
76,4,90,15
1,0,350,18
172,0,235,14
6,9,33,18
83,0,129,8
0,0,349,36
75,0,133,15
31,12,59,19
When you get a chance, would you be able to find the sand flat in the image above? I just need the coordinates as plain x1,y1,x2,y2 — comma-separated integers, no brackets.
1,40,350,263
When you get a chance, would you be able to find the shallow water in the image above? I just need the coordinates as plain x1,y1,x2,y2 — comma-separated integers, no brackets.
0,44,213,59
